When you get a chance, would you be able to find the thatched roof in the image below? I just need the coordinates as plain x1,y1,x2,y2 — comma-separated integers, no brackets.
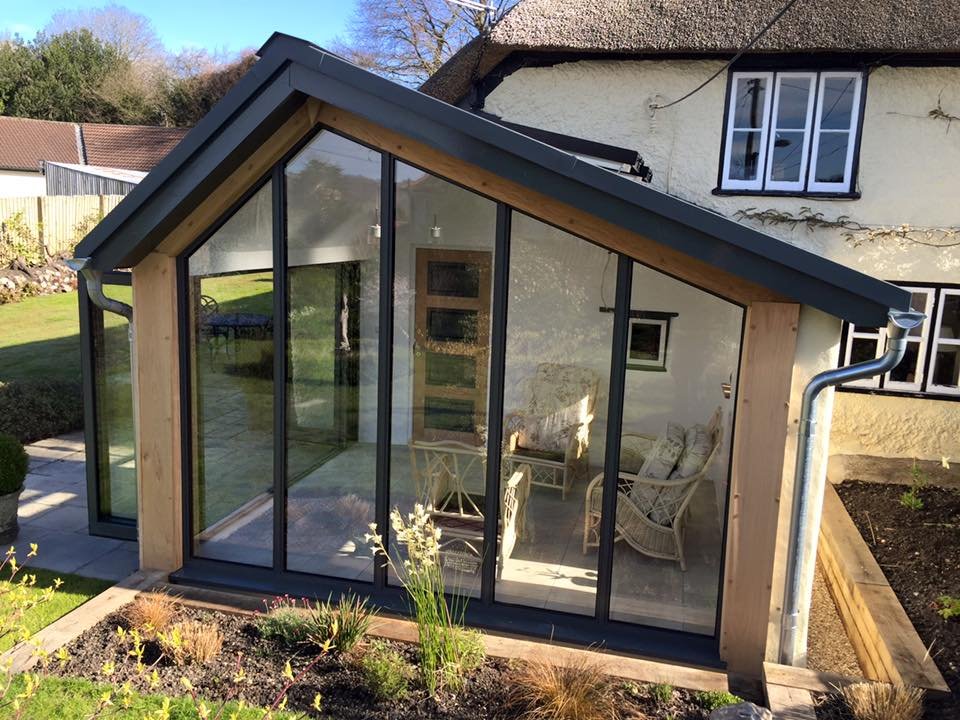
422,0,960,103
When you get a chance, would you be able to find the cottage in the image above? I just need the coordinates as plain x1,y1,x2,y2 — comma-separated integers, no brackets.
73,33,916,677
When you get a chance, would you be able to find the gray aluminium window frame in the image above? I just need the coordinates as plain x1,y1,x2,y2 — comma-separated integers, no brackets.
80,270,137,541
170,128,743,668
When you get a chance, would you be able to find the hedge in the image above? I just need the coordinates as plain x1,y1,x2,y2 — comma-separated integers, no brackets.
0,379,84,444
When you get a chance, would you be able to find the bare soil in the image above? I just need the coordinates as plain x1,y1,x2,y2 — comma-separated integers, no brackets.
49,605,725,719
835,481,960,720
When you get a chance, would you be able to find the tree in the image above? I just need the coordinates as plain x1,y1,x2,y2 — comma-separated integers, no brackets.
161,53,257,127
333,0,516,86
0,30,127,123
44,3,164,65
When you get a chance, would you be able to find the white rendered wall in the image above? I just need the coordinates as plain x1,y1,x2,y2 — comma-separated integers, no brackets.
0,170,45,197
485,61,960,461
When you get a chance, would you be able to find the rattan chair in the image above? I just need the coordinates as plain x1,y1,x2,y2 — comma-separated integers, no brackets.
582,409,722,571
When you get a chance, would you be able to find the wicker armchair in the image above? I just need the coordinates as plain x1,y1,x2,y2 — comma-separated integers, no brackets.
582,408,722,571
502,363,600,500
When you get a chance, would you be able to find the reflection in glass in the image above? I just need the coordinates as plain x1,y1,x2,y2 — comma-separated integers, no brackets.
284,130,381,580
188,181,274,566
770,131,805,182
497,213,613,615
814,133,850,183
729,131,762,180
391,162,497,597
939,295,960,338
850,337,879,364
609,262,742,633
776,77,812,128
820,76,856,129
934,347,960,388
733,77,767,128
91,284,137,522
889,343,919,383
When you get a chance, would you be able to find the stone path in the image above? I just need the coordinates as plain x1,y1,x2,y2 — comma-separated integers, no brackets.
19,433,139,581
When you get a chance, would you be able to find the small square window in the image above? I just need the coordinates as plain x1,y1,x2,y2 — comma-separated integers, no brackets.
626,318,669,371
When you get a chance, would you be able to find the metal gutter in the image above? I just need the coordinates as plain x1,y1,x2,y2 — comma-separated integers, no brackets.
66,258,132,320
779,308,925,666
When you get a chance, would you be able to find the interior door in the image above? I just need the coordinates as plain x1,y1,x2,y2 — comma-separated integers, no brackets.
413,248,492,443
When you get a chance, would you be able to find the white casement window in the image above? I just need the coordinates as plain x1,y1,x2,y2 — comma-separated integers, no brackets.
883,288,933,392
928,290,960,396
720,69,863,194
807,72,864,193
721,72,773,191
840,286,954,396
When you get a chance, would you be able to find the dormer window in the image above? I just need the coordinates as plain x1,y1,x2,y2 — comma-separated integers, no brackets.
718,70,864,196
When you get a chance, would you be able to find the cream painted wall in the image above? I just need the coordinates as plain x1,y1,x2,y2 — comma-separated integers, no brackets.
485,60,960,461
0,170,45,197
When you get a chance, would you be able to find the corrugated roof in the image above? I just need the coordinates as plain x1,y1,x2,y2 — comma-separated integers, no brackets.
80,124,190,172
44,162,148,184
422,0,960,103
0,116,80,171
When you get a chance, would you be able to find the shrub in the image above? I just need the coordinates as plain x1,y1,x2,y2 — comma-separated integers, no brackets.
0,379,83,444
841,682,924,720
0,434,28,495
305,592,376,655
123,592,176,638
694,690,743,711
367,505,484,695
937,595,960,620
159,620,224,665
649,682,674,705
511,655,618,720
360,640,414,701
256,596,312,647
900,461,928,511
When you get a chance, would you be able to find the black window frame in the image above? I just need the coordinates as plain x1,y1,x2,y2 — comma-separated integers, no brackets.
714,68,868,199
170,124,748,668
838,281,960,401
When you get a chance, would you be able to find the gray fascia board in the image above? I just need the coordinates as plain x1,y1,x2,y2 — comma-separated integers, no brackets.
75,52,294,264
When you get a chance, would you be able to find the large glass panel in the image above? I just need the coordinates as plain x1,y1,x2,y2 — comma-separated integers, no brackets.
769,131,805,182
391,162,497,598
91,282,136,522
496,213,614,615
820,76,857,129
284,130,381,580
776,76,812,128
609,262,742,634
728,131,763,181
732,76,768,128
188,181,274,565
813,132,850,184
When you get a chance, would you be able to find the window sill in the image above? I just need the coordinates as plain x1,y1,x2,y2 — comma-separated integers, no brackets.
836,385,960,402
712,187,861,200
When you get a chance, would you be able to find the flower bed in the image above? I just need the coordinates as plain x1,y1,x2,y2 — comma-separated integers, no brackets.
46,599,741,719
835,480,960,720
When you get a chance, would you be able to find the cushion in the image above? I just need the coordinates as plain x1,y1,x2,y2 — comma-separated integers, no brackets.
636,423,685,480
508,403,584,454
670,424,714,479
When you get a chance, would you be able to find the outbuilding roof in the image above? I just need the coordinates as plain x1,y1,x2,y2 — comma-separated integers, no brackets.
0,116,81,171
422,0,960,103
74,33,910,327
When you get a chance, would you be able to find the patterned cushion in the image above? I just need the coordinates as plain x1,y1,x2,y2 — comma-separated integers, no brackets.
636,423,685,480
670,424,713,479
507,406,580,453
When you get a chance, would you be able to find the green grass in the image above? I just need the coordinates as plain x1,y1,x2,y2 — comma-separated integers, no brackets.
0,288,131,384
0,568,112,653
0,676,298,719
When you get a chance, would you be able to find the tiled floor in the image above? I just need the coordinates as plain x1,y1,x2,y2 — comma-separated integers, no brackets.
19,433,139,581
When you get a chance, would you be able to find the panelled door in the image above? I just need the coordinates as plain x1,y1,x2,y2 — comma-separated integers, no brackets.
412,248,492,443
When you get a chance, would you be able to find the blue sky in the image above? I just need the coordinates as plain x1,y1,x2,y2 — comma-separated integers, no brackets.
2,1,355,54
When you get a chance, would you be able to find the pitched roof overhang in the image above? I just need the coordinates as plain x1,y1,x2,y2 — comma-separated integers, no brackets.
75,33,910,327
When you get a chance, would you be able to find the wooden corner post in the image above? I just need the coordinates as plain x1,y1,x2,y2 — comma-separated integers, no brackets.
721,301,800,675
132,252,183,572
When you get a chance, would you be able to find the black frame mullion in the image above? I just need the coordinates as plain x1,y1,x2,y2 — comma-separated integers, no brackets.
271,164,288,574
480,203,511,605
374,153,396,592
594,253,632,622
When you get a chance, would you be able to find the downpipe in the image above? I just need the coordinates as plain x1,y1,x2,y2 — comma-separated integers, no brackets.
779,308,926,666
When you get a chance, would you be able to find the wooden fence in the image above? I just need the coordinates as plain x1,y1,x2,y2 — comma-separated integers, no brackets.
0,195,124,258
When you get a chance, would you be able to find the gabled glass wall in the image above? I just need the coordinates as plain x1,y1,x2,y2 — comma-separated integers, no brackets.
179,124,744,653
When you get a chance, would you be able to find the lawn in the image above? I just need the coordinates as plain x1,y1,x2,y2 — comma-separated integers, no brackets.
0,676,296,720
0,568,112,653
0,287,130,384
